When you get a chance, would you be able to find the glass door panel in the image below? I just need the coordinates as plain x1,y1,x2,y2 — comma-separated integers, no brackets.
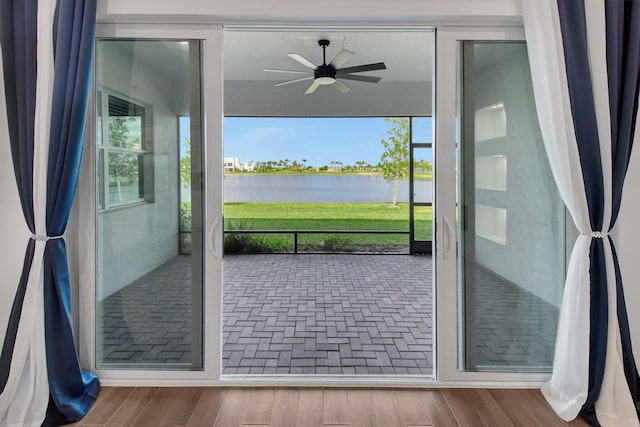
95,39,204,370
458,41,565,372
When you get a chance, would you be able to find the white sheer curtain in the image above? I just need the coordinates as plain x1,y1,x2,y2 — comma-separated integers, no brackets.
523,0,639,424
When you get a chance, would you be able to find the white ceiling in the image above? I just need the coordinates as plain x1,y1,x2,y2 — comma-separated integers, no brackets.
223,30,434,117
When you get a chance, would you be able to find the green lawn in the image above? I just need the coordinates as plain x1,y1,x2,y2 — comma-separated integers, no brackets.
181,202,432,253
223,202,432,252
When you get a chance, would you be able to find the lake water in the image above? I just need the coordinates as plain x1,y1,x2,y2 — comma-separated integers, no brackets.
218,174,433,203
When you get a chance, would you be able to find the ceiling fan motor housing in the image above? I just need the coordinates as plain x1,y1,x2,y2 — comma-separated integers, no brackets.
314,65,337,85
315,39,337,84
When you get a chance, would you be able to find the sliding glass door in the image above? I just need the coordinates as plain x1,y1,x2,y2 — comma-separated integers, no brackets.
458,41,565,372
95,39,205,370
435,27,566,381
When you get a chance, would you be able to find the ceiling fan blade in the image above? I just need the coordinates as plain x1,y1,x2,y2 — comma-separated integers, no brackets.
263,68,312,75
336,62,387,74
287,53,317,70
336,74,382,84
329,49,355,68
304,81,320,95
334,79,351,93
273,76,314,87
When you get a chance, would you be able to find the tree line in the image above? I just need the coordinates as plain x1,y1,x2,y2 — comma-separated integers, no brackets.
180,118,432,207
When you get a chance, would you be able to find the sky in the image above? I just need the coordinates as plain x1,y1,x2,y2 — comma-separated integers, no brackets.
180,116,432,167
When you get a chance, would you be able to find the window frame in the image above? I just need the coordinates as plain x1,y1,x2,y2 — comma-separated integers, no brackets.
97,88,153,210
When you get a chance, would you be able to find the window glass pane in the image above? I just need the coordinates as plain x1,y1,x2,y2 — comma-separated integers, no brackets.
458,42,565,372
97,91,103,146
96,39,204,370
108,152,142,204
97,149,105,210
108,115,143,150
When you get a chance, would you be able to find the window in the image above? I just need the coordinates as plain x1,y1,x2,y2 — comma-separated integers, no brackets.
97,91,152,209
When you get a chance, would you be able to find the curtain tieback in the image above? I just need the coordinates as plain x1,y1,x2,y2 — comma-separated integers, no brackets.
31,234,63,242
583,231,608,239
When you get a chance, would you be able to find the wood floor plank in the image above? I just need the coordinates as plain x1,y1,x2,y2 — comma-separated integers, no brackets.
161,387,205,426
323,389,350,425
441,389,486,427
72,387,585,427
212,388,250,427
132,387,180,427
370,389,403,427
394,389,432,426
81,386,135,425
462,388,514,427
185,387,226,427
243,388,276,425
488,389,548,427
346,389,377,427
530,390,589,426
418,389,460,427
106,387,157,426
296,389,323,427
270,389,299,427
518,389,570,427
65,387,114,426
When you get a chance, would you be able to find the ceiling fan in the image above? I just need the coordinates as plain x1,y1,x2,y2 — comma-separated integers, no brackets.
264,39,387,94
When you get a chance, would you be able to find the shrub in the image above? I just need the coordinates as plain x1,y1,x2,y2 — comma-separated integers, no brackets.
224,220,290,254
300,234,355,253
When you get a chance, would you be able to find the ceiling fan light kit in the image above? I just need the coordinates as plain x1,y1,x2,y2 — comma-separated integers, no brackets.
264,39,387,94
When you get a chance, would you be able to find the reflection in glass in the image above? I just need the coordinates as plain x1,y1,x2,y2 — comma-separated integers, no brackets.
96,39,204,370
108,153,142,204
474,102,507,141
475,155,507,191
458,42,565,372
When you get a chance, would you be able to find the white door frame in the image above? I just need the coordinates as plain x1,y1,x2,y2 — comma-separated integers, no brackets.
434,26,554,383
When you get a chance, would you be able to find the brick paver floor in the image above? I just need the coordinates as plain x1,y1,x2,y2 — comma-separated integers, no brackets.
222,254,432,375
97,254,558,374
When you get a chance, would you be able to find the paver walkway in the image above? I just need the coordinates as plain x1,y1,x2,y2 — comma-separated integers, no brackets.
98,254,557,374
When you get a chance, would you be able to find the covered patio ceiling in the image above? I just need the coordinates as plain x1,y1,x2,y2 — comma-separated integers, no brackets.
125,29,433,117
223,29,433,117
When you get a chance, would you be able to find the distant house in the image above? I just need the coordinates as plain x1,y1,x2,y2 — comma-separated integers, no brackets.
224,157,254,172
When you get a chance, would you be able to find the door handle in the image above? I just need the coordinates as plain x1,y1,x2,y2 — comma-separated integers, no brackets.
443,217,453,259
208,217,221,259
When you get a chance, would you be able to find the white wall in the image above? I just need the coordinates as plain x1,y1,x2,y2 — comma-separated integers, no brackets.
97,0,522,24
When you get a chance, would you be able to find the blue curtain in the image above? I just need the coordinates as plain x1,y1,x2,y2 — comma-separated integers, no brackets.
0,0,38,397
556,0,640,425
44,0,100,424
0,0,100,425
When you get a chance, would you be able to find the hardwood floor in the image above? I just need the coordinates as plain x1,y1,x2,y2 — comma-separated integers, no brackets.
65,387,590,427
